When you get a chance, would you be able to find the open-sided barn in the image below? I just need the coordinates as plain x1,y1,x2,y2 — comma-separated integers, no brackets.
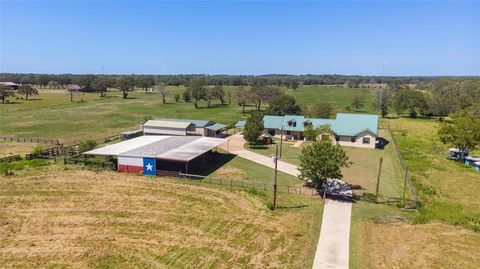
83,135,225,175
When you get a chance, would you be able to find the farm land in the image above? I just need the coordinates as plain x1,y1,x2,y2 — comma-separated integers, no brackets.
1,85,479,268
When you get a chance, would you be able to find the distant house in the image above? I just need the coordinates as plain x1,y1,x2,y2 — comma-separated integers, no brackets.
0,82,19,90
142,118,228,137
258,113,379,148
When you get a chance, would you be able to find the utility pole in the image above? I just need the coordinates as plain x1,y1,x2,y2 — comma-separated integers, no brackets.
272,145,279,210
279,126,284,158
375,157,383,203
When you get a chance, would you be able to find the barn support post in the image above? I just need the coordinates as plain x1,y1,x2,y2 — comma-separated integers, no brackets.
185,162,189,174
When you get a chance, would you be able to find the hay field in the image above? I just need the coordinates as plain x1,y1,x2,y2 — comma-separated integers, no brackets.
350,202,480,269
0,141,43,158
0,165,323,268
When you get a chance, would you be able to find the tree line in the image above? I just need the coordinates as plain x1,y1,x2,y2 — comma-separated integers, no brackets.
0,73,449,89
374,78,480,118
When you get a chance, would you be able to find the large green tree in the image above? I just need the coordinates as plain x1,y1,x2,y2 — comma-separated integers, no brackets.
266,95,301,116
236,85,251,112
374,88,391,117
298,141,351,188
116,76,135,99
188,78,207,108
438,105,480,157
17,85,38,100
91,77,113,97
0,85,15,103
243,112,264,145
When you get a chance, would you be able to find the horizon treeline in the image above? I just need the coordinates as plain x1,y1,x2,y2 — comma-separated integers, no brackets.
1,73,470,88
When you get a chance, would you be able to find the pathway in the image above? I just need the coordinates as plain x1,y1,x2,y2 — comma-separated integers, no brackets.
222,133,353,269
221,133,300,176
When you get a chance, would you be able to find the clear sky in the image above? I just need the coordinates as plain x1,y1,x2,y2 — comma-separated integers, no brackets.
1,1,479,76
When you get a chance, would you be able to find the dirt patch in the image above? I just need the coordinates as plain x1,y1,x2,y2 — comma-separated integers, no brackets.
212,166,248,180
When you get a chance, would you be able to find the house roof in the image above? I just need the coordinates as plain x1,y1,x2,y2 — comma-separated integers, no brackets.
260,113,379,136
143,120,193,129
234,120,246,128
263,115,285,129
153,118,215,128
333,113,379,136
204,123,227,131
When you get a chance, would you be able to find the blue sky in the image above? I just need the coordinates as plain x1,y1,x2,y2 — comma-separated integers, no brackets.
1,1,479,76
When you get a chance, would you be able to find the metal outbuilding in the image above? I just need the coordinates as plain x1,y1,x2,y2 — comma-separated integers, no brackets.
84,135,225,175
142,120,196,136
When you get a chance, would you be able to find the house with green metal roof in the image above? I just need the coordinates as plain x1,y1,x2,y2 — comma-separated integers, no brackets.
261,113,379,148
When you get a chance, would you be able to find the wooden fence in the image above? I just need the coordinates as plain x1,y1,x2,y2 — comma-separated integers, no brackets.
0,136,60,145
0,155,21,163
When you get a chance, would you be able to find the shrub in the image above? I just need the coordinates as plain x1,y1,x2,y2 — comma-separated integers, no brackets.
32,146,45,156
79,139,97,153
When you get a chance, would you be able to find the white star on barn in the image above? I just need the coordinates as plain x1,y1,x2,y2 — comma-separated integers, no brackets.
146,163,153,171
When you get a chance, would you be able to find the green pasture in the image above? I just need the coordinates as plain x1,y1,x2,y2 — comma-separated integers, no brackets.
0,86,376,143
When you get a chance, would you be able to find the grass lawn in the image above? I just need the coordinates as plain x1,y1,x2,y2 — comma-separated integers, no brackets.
0,158,323,268
246,127,406,199
0,86,375,144
387,117,480,231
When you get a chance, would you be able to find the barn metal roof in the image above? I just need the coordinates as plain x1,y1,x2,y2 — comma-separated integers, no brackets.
204,123,227,131
143,120,193,129
84,136,167,156
153,118,215,128
84,135,226,162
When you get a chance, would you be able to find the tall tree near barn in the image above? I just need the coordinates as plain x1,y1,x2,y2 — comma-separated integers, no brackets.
188,78,207,108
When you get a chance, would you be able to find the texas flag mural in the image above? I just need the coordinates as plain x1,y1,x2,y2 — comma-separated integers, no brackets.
143,158,156,176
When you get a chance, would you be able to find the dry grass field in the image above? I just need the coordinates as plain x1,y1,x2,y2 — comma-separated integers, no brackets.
350,202,480,269
0,141,43,158
0,165,323,268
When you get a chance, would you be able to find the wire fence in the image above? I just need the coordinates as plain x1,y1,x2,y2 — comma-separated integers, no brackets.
177,172,322,197
385,125,419,203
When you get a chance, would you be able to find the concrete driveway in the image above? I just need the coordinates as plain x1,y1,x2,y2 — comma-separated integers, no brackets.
222,133,352,269
221,133,300,177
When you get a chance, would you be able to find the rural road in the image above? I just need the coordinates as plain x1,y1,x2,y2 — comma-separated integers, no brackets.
222,133,353,269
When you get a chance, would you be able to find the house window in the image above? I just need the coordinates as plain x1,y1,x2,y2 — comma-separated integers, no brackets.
362,137,370,144
351,137,356,142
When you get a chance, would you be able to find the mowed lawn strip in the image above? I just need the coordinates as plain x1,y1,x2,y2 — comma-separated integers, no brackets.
0,163,323,269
